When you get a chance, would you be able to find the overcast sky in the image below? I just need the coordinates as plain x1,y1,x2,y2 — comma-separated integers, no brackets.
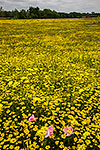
0,0,100,12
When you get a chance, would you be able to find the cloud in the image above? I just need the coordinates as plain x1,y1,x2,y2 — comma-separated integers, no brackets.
0,0,100,12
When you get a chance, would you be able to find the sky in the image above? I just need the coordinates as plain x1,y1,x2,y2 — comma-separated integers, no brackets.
0,0,100,13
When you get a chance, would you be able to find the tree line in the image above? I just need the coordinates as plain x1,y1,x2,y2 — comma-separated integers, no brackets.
0,6,100,19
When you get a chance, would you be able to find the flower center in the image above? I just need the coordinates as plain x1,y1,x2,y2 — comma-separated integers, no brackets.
67,129,72,134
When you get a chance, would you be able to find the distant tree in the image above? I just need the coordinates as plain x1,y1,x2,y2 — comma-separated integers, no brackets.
0,6,4,17
0,6,3,11
68,12,82,18
91,12,97,17
28,6,40,18
43,9,53,18
19,9,27,19
12,9,19,19
52,10,60,18
0,6,100,19
39,10,44,18
58,12,68,18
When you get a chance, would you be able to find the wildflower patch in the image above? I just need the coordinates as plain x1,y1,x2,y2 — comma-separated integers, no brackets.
0,18,100,150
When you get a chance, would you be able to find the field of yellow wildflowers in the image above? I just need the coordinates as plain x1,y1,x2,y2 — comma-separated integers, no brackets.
0,18,100,150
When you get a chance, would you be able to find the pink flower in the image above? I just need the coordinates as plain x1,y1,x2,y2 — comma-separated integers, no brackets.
45,125,53,138
63,126,73,136
28,114,35,121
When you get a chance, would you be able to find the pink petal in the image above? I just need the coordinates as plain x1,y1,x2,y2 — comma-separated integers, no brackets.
28,114,35,121
63,126,73,136
66,132,73,136
45,130,50,138
48,125,53,131
45,125,53,138
63,127,67,134
68,126,73,131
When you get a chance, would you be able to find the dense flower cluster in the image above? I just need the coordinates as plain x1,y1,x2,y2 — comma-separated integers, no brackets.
0,18,100,149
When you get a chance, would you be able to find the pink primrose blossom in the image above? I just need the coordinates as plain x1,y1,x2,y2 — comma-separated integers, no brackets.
63,126,73,136
28,114,35,121
45,125,53,138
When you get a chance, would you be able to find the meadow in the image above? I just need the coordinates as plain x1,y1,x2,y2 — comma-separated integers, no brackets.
0,18,100,150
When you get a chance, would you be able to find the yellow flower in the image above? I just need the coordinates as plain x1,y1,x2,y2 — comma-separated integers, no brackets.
59,144,64,148
3,145,8,149
24,129,29,135
8,134,13,138
63,147,68,150
0,104,3,109
9,145,14,149
10,138,17,143
15,146,20,150
98,145,100,148
72,146,76,150
61,134,66,139
33,136,37,140
55,141,59,145
45,145,50,149
0,136,3,141
74,137,77,142
85,140,91,145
